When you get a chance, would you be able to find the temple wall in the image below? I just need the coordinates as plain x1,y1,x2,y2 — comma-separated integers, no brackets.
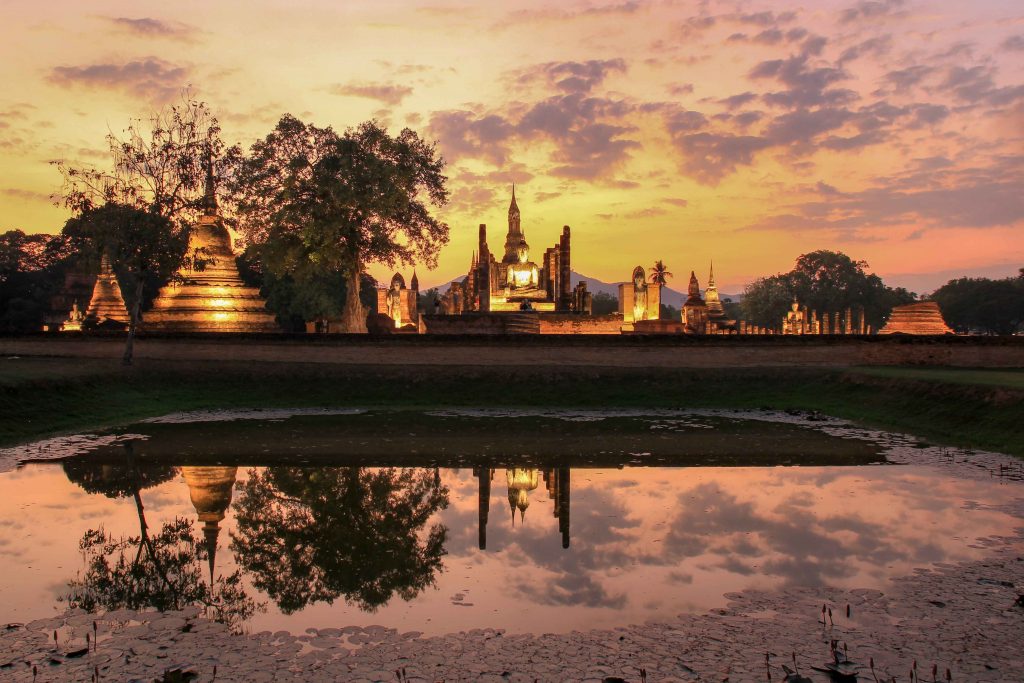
538,314,622,335
4,334,1023,368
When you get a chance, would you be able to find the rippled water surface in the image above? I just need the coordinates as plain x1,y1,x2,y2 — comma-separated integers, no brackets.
1,409,1021,635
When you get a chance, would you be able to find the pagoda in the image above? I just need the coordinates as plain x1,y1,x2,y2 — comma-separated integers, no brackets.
879,301,954,335
85,253,129,326
145,159,278,332
181,466,238,581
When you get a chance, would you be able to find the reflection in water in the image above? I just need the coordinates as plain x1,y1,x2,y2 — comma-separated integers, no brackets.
2,412,1018,636
181,466,237,581
475,467,571,550
230,467,449,613
61,448,259,629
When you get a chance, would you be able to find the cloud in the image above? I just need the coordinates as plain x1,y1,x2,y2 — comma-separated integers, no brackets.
747,156,1024,235
839,0,905,24
838,34,892,63
104,17,198,41
670,132,771,184
0,188,51,203
750,53,856,108
327,81,413,105
520,59,627,94
427,110,515,164
48,58,189,103
718,92,757,110
939,66,1024,107
1002,35,1024,52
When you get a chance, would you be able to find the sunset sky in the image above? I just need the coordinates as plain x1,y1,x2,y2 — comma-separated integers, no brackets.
1,0,1022,294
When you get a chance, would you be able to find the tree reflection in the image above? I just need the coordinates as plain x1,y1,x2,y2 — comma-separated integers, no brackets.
231,467,449,613
61,443,261,630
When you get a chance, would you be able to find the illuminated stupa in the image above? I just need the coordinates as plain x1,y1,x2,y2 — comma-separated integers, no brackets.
85,252,129,325
879,301,953,335
181,466,238,580
145,161,278,332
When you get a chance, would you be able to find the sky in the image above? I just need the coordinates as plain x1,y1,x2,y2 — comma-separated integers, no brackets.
1,0,1022,294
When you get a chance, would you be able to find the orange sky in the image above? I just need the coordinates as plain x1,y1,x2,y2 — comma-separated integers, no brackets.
1,0,1022,294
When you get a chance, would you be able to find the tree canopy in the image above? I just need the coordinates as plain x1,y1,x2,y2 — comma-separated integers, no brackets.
0,230,71,332
649,260,673,286
227,116,449,331
931,272,1024,335
231,466,449,613
741,250,916,329
60,203,186,362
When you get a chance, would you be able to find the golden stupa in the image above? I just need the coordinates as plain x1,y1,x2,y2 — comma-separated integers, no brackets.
181,466,238,580
145,162,279,333
85,252,130,325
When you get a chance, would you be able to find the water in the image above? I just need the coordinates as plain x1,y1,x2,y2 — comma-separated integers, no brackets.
0,409,1021,637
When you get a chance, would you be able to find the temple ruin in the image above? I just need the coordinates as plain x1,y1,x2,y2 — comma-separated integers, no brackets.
879,301,953,335
146,159,279,333
440,188,587,315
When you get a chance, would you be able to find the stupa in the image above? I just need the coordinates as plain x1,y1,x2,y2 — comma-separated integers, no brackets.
85,253,129,325
181,466,238,580
145,160,278,332
879,301,954,335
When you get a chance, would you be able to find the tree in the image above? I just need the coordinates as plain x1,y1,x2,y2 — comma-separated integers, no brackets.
60,204,187,363
0,230,72,332
649,260,673,286
54,95,223,221
741,250,916,329
932,275,1024,335
231,466,449,613
53,95,224,363
62,445,260,630
228,116,449,332
591,291,618,315
236,243,378,331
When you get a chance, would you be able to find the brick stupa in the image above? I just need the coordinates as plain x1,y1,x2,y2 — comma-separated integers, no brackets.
145,160,279,333
879,301,954,335
85,252,130,325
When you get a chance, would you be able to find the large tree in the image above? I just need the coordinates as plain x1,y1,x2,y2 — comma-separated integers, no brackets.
60,204,187,364
0,230,71,332
741,250,916,329
931,274,1024,335
55,95,224,221
53,96,224,362
227,116,449,332
231,466,449,613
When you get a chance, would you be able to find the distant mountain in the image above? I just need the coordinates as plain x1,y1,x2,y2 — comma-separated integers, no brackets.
422,270,740,303
571,271,742,303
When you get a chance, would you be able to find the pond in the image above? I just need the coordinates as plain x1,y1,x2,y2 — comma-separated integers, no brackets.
1,409,1021,637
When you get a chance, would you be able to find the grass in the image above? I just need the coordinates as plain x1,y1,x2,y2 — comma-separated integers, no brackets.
1,356,1021,457
846,365,1024,389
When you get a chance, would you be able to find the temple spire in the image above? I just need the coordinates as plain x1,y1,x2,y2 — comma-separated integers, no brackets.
200,147,218,217
708,260,716,288
410,269,419,292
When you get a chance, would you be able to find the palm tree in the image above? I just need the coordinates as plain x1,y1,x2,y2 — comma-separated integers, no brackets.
650,260,673,286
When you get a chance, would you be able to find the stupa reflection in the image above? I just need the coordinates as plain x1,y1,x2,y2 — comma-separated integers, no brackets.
475,467,571,550
181,466,238,581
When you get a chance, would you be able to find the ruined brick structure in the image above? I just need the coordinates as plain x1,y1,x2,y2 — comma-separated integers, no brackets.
441,188,587,315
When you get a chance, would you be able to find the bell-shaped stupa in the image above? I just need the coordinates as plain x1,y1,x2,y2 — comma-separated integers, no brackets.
181,466,238,581
146,157,278,332
85,252,130,325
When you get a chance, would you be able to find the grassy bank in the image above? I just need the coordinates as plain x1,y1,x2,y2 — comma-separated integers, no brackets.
1,357,1021,456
